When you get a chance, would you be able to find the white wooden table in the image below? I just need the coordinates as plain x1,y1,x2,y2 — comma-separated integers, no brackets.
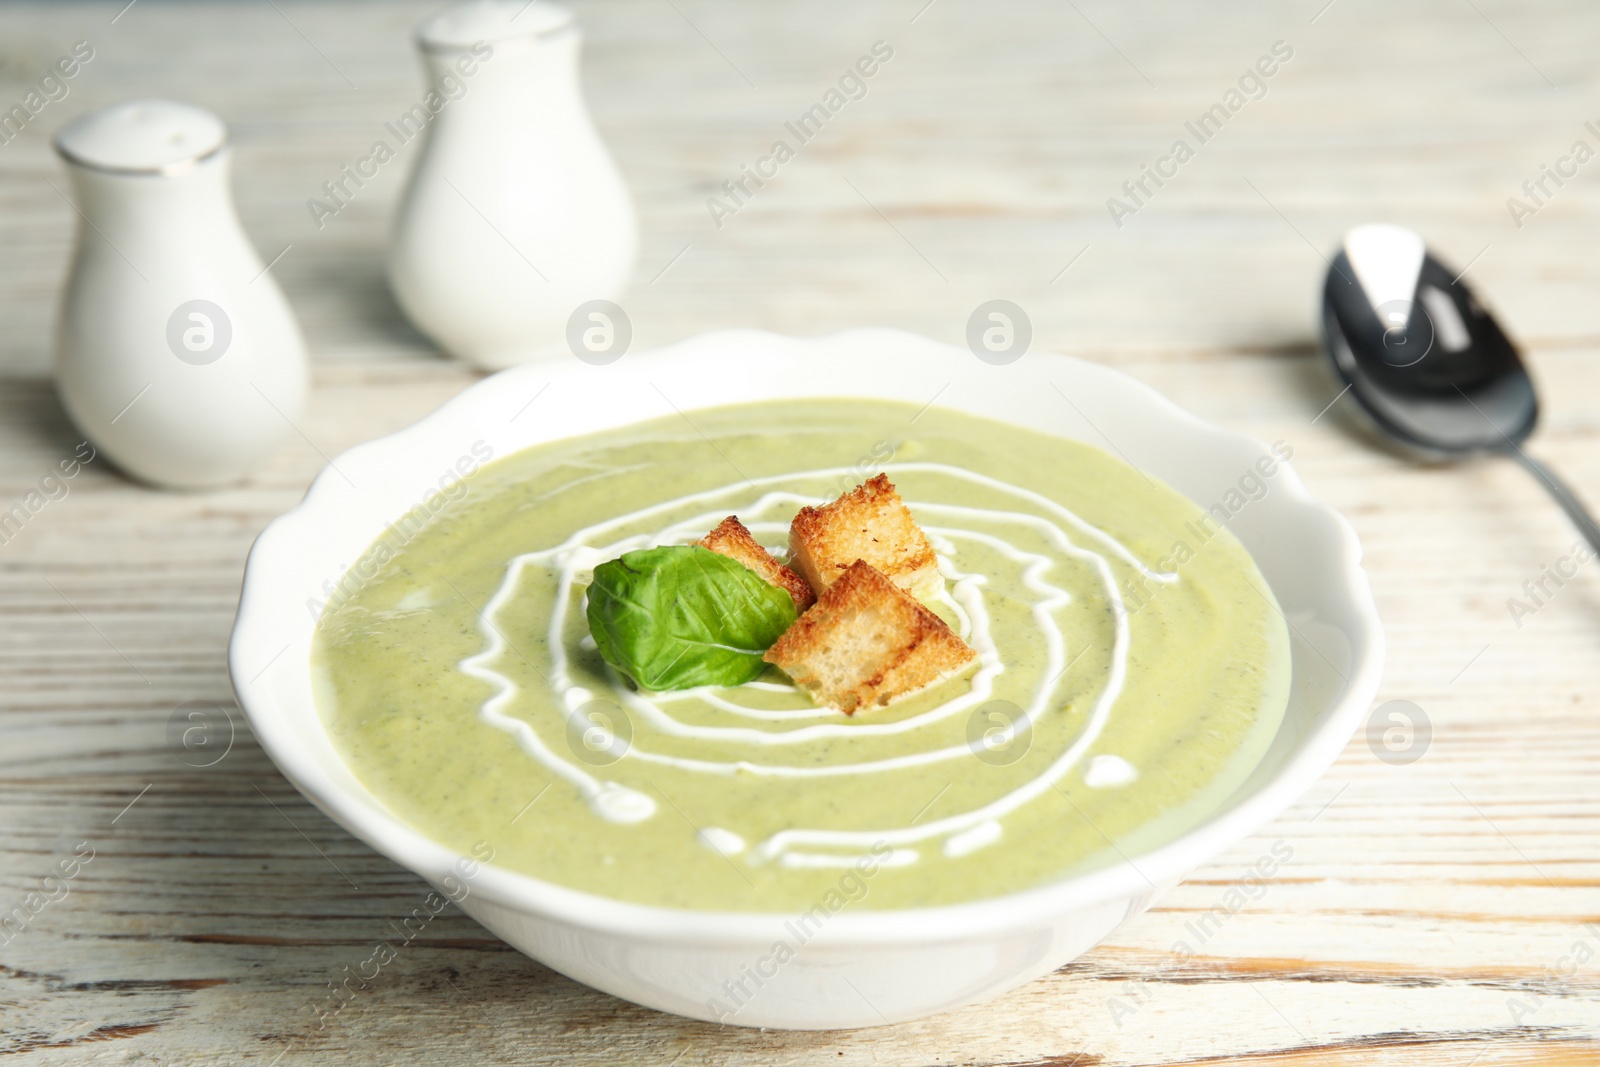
2,1,1598,1063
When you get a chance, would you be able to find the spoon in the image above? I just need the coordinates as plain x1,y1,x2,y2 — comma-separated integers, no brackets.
1319,222,1600,554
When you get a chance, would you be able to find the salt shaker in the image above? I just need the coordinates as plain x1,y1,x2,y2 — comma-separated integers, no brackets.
388,0,637,369
53,100,308,490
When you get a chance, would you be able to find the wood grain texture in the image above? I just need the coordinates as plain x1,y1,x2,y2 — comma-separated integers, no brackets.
1,0,1599,1063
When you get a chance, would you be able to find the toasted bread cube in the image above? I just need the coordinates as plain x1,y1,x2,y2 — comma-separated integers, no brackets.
698,515,815,612
764,560,977,713
789,474,941,598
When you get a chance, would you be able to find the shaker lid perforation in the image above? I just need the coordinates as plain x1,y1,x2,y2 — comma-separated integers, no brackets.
54,99,227,177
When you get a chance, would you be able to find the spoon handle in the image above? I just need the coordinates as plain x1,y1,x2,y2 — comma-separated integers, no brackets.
1509,449,1600,556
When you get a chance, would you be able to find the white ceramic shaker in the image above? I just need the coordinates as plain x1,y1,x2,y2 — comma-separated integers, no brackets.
389,0,637,369
53,100,308,490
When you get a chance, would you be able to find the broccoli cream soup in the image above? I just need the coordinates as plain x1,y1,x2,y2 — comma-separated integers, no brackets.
313,399,1290,911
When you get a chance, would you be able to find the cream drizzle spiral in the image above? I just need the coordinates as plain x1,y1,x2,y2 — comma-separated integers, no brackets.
454,463,1178,869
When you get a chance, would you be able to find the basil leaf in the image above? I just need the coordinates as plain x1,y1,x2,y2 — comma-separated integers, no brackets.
585,544,797,691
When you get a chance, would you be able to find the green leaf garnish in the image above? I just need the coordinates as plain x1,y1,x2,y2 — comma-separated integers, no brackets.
585,544,797,691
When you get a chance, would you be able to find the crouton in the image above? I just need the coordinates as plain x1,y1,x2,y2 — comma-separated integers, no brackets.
697,515,815,612
789,474,941,598
764,559,977,713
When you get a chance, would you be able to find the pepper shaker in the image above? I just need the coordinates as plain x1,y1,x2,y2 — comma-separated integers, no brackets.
53,99,308,489
388,0,637,369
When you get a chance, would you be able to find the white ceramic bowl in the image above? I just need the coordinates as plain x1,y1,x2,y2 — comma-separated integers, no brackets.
229,328,1383,1030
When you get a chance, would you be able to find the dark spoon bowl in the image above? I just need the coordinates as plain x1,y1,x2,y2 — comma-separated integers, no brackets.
1319,224,1600,552
1321,245,1536,459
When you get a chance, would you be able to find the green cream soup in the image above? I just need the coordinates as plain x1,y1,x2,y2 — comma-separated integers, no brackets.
313,399,1290,911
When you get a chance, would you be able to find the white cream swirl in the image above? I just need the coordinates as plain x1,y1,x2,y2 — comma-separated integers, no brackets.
454,464,1177,868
